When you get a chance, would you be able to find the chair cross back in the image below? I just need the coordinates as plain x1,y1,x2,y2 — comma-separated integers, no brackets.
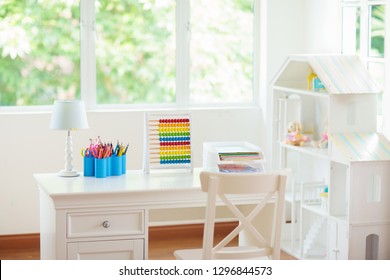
174,170,288,260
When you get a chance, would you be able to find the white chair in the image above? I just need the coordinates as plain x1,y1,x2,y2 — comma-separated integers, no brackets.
174,170,288,260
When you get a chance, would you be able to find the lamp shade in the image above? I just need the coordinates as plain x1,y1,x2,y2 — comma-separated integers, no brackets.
50,100,89,130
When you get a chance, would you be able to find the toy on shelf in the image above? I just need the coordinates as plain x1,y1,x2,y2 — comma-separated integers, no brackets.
144,112,192,173
311,119,328,149
285,120,308,146
307,71,325,91
307,71,317,89
320,186,329,211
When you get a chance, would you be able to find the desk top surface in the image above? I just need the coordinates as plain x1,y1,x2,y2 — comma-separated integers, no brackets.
34,168,202,196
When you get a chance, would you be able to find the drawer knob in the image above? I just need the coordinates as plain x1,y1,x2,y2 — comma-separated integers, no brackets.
102,221,110,228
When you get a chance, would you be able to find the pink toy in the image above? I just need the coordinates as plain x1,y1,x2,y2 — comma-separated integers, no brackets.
311,119,328,149
285,121,308,146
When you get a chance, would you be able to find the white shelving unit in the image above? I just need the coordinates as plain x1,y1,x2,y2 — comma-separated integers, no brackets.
272,55,390,260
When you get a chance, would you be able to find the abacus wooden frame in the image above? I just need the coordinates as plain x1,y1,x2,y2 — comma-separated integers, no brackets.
144,112,193,173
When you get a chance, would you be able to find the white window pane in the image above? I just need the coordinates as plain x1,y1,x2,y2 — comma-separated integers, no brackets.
95,0,175,105
189,0,253,104
0,0,80,106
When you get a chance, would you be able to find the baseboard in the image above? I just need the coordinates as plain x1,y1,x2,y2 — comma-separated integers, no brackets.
149,222,238,240
0,233,40,250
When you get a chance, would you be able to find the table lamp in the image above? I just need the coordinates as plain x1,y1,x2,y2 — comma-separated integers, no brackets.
50,100,89,177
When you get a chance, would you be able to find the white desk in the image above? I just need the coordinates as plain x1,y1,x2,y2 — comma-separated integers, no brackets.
35,168,264,260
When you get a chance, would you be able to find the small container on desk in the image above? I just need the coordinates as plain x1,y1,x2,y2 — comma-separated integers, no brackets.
122,155,126,174
95,158,108,178
83,156,95,177
111,155,123,176
106,156,112,176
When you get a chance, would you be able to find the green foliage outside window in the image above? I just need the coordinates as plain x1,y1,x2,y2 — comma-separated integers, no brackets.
190,0,253,103
0,0,254,107
354,5,385,57
370,5,385,57
95,0,176,104
0,0,80,106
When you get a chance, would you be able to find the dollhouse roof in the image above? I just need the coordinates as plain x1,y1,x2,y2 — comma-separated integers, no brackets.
331,132,390,162
309,55,381,94
272,54,382,94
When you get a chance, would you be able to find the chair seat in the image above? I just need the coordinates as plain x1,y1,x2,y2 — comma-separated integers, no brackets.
174,246,271,260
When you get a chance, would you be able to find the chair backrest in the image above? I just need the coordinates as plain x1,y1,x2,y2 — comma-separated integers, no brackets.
199,170,288,259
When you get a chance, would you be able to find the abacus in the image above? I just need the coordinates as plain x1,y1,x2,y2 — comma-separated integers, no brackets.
144,112,193,173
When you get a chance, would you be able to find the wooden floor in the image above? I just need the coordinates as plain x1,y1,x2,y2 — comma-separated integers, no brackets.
149,235,296,260
0,224,296,260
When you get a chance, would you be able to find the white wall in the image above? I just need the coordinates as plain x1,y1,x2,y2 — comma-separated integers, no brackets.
264,0,341,165
0,108,265,234
304,0,342,53
0,0,342,235
266,0,341,90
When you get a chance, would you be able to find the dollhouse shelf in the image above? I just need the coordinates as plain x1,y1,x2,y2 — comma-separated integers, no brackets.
279,142,328,160
273,85,329,98
272,54,389,260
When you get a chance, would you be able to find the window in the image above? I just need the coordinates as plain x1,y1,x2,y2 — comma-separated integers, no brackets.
0,0,259,109
94,0,176,105
0,0,80,106
189,0,254,104
341,0,385,116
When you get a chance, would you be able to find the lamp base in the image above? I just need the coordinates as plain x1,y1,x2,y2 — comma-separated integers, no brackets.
58,131,80,177
58,170,80,177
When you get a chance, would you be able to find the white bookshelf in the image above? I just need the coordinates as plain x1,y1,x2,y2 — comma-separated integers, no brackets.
272,55,390,260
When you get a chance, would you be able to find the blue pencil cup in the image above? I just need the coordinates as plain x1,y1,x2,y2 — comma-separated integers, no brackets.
106,156,112,177
95,158,107,178
122,155,126,174
83,156,95,177
111,155,122,176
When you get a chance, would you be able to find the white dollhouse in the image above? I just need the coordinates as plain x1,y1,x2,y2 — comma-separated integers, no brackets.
272,54,390,260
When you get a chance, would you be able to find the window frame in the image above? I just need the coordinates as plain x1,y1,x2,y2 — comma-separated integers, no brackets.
341,0,385,128
0,0,260,112
341,0,385,72
81,0,261,111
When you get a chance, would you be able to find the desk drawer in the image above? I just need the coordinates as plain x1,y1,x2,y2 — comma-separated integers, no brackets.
67,210,145,239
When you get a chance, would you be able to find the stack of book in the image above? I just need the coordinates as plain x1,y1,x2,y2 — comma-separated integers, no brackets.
217,150,264,173
203,142,266,173
218,151,263,162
